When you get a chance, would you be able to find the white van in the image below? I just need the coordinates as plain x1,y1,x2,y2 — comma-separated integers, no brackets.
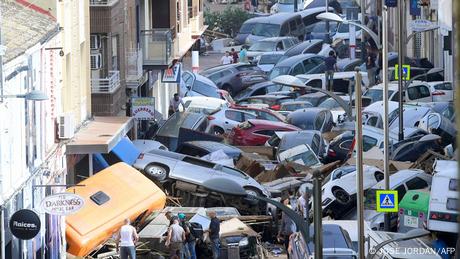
297,72,369,93
427,160,459,233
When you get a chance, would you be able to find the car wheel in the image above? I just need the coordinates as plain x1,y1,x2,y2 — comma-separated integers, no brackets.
144,164,169,182
244,187,262,205
332,188,350,204
222,85,234,96
375,172,384,182
213,127,225,135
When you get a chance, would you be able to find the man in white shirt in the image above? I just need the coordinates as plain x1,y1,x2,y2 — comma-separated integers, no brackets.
220,51,233,65
297,191,310,220
116,218,139,259
166,218,186,258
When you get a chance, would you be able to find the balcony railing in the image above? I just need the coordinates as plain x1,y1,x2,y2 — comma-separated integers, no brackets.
91,71,120,93
89,0,119,6
141,29,174,66
126,48,144,86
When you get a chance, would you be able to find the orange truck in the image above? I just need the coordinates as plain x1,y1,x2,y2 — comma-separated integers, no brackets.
66,162,166,257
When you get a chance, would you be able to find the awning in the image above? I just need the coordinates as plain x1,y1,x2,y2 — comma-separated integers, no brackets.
66,116,134,154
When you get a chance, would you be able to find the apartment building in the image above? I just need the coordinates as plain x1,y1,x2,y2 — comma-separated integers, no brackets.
89,0,146,116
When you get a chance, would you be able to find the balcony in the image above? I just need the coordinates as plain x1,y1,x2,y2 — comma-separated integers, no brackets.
89,0,119,6
126,48,145,87
190,8,206,36
141,29,174,67
91,71,120,94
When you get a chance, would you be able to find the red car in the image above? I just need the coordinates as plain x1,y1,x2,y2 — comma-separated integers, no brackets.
232,105,286,122
229,119,300,146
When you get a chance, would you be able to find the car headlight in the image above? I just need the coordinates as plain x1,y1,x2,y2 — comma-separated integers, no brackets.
239,237,249,247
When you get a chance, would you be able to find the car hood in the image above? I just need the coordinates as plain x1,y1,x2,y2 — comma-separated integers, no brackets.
258,64,275,73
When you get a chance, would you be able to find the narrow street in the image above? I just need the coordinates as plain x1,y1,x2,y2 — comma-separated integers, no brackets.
0,0,458,259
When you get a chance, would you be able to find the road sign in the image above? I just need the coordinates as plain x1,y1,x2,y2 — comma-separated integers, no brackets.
394,64,411,80
376,190,399,212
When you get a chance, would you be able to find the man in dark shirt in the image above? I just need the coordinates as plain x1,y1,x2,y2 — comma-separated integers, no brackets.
230,48,238,63
324,51,338,91
207,211,220,259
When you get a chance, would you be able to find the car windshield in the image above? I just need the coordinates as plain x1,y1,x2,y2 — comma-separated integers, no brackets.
239,23,255,34
249,41,276,52
282,103,311,111
252,23,281,37
269,66,290,80
285,149,320,167
279,0,294,3
364,89,394,102
259,54,283,65
157,113,202,137
319,98,341,109
193,80,220,98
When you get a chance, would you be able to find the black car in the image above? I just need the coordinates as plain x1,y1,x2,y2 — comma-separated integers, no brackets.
233,81,287,101
286,108,334,133
296,92,330,107
176,141,242,160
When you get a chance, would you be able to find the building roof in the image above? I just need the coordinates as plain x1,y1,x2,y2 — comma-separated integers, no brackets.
1,0,58,63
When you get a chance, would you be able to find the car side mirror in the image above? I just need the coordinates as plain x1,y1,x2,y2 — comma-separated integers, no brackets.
186,84,192,90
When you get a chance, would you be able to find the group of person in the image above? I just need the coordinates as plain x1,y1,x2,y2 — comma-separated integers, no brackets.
220,46,249,65
165,210,221,259
277,191,310,258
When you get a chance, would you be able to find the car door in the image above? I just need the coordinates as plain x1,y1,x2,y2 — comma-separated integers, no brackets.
290,63,305,76
407,84,432,102
223,109,256,132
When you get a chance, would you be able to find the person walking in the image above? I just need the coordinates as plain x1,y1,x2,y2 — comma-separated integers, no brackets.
169,93,184,117
230,48,239,64
116,218,139,259
178,213,197,259
366,47,377,87
324,51,338,91
277,198,296,258
220,51,233,65
166,218,186,259
206,211,220,259
239,46,248,63
297,191,309,220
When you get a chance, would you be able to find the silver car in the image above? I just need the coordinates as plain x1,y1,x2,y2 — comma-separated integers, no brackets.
133,149,270,198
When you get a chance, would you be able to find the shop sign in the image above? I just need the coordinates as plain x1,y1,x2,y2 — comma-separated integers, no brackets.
9,209,41,240
40,193,85,216
161,62,182,83
131,97,156,120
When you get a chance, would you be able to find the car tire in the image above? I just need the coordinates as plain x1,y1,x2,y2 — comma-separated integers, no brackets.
213,126,225,135
144,163,169,182
222,84,234,96
332,187,350,204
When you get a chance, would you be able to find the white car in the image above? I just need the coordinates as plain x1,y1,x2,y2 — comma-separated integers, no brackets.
179,96,229,114
363,81,435,103
205,107,257,135
321,165,384,216
426,81,454,101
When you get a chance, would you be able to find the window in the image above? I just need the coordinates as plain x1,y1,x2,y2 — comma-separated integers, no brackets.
315,112,325,130
406,177,428,190
339,140,353,150
449,179,457,191
434,82,452,90
256,111,278,121
254,130,276,136
312,135,320,154
447,198,458,210
289,20,297,31
395,185,406,202
182,72,193,86
291,63,304,76
280,24,289,36
242,112,257,121
391,91,400,102
306,79,322,89
192,80,219,98
362,136,378,151
305,43,322,54
408,85,430,100
225,110,244,122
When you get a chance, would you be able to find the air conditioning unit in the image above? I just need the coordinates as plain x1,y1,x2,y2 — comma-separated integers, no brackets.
90,34,101,50
58,114,75,139
90,54,102,70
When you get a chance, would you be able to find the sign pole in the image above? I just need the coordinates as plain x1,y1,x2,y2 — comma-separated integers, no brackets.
354,68,365,259
397,0,405,141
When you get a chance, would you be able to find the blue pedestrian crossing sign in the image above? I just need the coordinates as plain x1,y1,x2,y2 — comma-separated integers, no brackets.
376,190,399,212
394,64,411,81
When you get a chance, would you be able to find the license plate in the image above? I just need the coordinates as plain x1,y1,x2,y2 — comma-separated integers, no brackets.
404,215,419,228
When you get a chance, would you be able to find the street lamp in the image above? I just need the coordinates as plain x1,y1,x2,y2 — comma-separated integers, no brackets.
316,12,382,50
367,229,431,259
1,90,48,101
201,178,310,246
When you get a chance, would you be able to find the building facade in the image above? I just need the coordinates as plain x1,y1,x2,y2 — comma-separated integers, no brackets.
0,0,91,258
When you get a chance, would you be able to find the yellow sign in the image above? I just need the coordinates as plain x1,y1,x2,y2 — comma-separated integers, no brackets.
394,64,411,80
376,190,399,212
